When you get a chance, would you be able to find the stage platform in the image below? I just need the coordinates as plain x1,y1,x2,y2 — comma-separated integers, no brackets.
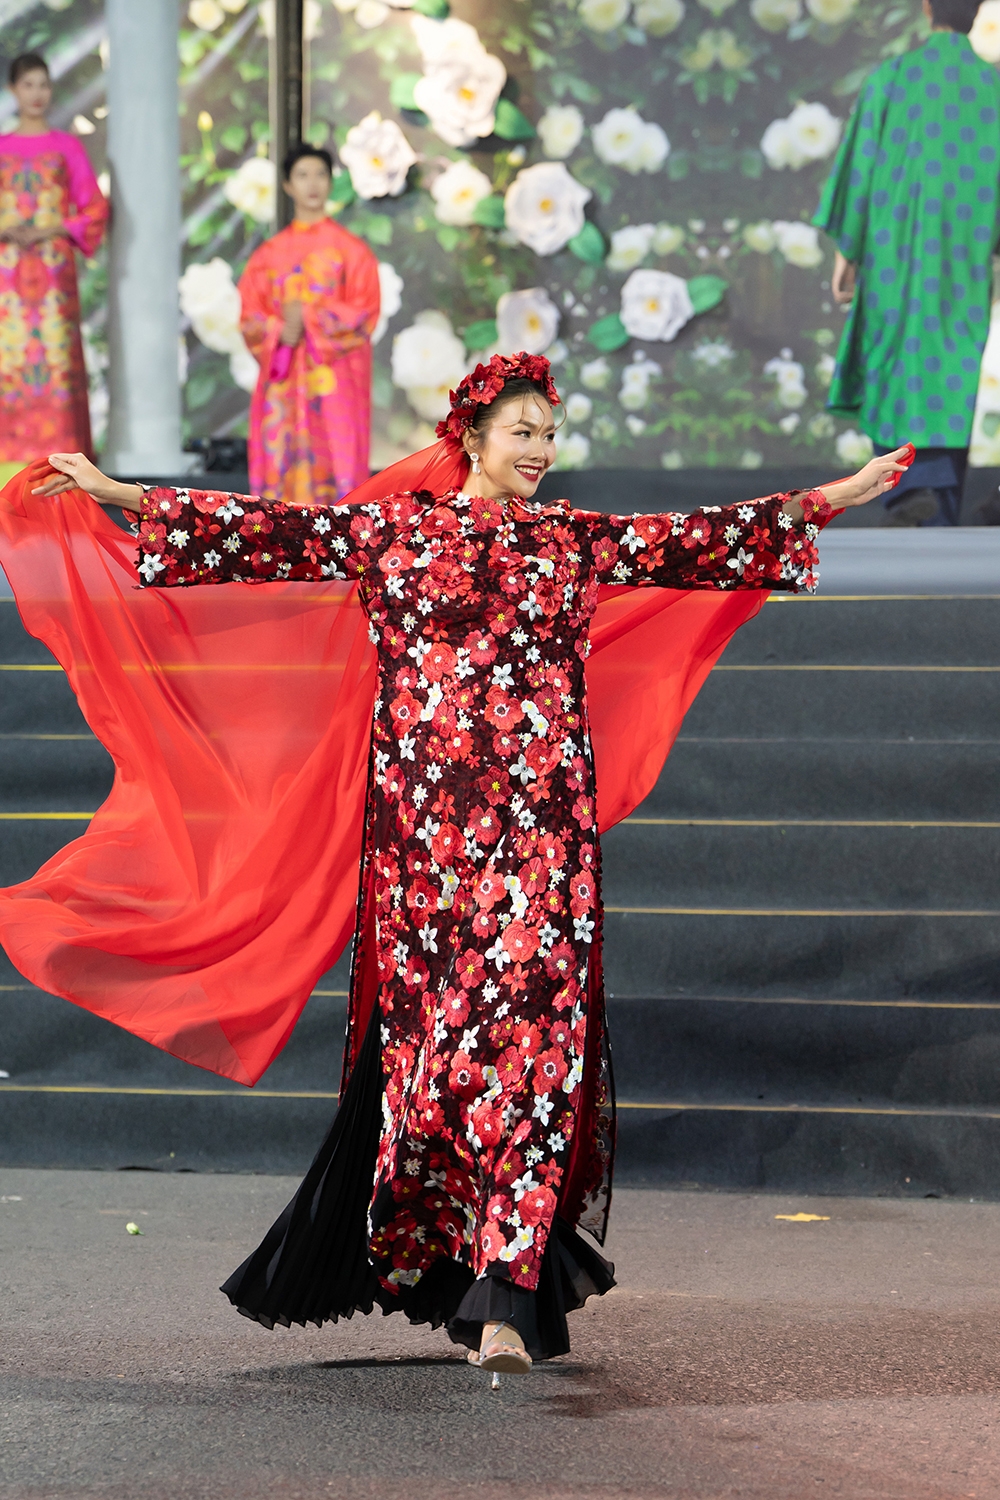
2,1169,999,1500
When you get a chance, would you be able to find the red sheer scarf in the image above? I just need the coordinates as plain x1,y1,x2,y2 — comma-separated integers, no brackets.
0,449,768,1084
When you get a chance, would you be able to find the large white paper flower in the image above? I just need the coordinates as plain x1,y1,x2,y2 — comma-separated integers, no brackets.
578,0,630,31
537,104,585,161
229,342,260,393
971,0,1000,62
607,223,656,273
555,432,591,469
806,0,857,22
430,159,493,226
634,0,685,34
341,112,417,199
835,428,874,466
223,157,276,223
411,15,506,148
495,287,561,357
504,162,591,257
391,310,467,420
592,107,669,175
772,220,824,268
762,101,841,171
743,220,777,253
620,269,694,342
179,257,243,353
373,261,403,346
565,392,593,423
750,0,802,28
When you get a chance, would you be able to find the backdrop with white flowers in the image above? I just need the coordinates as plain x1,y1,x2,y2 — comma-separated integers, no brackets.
8,0,1000,472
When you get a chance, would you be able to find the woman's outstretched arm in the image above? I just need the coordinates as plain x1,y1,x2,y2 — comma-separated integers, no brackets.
33,452,144,511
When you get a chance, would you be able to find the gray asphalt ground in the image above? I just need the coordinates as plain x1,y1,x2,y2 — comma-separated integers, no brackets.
3,1172,1000,1500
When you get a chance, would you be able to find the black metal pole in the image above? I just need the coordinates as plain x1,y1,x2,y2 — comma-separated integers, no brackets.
272,0,304,230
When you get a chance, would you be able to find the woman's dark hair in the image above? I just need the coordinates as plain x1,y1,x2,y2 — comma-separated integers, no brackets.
282,143,334,181
469,377,562,434
9,52,49,87
928,0,982,33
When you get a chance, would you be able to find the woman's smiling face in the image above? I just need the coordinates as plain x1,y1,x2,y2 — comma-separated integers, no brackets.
464,393,558,500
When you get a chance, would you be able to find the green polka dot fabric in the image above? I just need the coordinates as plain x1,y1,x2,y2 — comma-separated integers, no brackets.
814,31,1000,451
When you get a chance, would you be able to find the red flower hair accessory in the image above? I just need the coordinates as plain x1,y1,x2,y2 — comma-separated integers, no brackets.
435,351,561,449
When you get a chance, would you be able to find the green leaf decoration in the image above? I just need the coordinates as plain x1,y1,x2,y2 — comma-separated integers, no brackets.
329,170,356,210
493,98,536,141
411,0,449,16
567,221,605,264
389,73,422,112
462,318,498,353
687,275,728,315
472,194,506,229
588,314,629,352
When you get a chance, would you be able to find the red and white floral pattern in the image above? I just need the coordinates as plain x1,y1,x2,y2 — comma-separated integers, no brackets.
138,482,827,1293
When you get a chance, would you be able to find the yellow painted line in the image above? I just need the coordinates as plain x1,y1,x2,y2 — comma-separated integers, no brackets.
605,906,1000,917
311,989,348,997
0,812,93,820
623,818,1000,829
715,664,1000,672
0,734,95,740
1,1085,997,1119
0,663,62,671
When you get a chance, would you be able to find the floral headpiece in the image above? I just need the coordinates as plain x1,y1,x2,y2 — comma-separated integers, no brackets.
435,351,561,449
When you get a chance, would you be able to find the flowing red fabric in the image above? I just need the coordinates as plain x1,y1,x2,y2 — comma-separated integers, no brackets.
0,450,767,1085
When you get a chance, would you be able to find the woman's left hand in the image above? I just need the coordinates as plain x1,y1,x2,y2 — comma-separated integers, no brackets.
819,447,911,508
31,453,143,512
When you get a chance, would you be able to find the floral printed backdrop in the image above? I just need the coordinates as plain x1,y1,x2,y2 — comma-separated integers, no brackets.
5,0,1000,470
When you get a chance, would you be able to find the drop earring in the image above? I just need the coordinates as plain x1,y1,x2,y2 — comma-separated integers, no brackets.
471,454,481,474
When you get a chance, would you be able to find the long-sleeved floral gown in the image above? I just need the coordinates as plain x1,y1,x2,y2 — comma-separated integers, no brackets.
136,479,826,1354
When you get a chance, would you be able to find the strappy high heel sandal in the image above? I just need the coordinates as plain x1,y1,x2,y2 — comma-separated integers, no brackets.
468,1320,532,1387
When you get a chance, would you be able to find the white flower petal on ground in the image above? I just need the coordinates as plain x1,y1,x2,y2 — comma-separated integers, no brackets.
743,220,777,253
971,0,1000,63
537,104,585,161
578,0,630,31
555,432,591,469
373,262,404,346
503,162,591,257
341,112,417,199
620,269,694,342
763,102,842,171
189,0,225,30
580,356,612,390
592,107,669,175
223,157,276,222
565,392,593,423
806,0,857,22
495,287,561,356
391,311,468,417
179,258,244,354
229,340,260,392
634,0,685,34
430,159,493,226
835,429,874,467
652,222,685,256
750,0,802,28
772,219,824,268
412,24,506,148
607,223,656,273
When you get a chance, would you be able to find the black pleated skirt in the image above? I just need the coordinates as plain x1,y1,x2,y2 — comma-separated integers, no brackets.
221,1007,615,1360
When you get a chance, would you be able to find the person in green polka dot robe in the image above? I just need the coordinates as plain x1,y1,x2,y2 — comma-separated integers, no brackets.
814,0,1000,525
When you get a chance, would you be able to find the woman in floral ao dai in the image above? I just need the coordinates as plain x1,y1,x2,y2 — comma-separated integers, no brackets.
35,356,907,1375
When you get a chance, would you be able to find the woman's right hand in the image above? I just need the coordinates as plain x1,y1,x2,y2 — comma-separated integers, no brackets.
32,453,143,513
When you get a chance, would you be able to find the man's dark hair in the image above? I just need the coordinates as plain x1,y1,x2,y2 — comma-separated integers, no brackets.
282,143,334,181
8,52,48,87
928,0,983,34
